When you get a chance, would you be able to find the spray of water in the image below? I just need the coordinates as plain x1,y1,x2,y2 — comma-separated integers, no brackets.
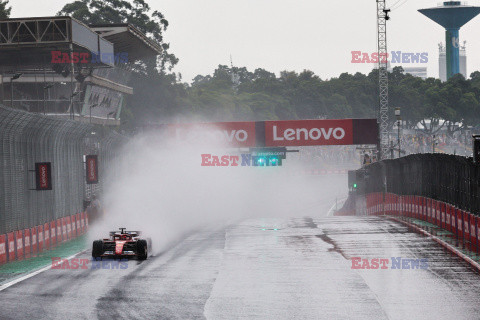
88,129,348,253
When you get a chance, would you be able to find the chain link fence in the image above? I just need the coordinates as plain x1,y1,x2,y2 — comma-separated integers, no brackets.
360,153,480,215
0,105,125,235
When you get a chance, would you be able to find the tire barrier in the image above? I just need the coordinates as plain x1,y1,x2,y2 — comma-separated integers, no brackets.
0,213,88,266
362,192,480,253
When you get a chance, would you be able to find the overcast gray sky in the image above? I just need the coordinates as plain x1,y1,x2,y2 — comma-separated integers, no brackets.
10,0,480,82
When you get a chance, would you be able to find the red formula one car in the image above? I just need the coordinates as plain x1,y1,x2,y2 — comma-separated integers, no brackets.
92,228,152,260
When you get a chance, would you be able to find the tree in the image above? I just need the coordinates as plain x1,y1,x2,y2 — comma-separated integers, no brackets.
0,0,11,19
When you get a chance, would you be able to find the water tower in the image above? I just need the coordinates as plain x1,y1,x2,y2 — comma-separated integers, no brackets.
419,1,480,79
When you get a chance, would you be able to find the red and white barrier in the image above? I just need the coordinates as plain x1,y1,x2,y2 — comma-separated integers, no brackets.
24,229,31,259
61,218,67,242
477,217,480,253
450,207,456,234
55,219,62,243
445,204,452,232
7,232,14,262
31,226,38,255
66,216,72,240
420,197,426,220
436,201,442,228
1,211,88,265
15,230,23,261
71,215,77,237
431,200,437,226
457,209,464,239
80,212,86,234
469,214,477,249
0,234,6,265
408,196,413,218
440,202,446,229
463,211,470,242
51,221,57,247
39,224,45,251
76,213,82,235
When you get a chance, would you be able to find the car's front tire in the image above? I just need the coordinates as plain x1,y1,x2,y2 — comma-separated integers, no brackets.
92,240,104,259
137,240,148,260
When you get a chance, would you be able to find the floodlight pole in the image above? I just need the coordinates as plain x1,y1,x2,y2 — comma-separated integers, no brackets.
377,1,390,159
69,43,75,120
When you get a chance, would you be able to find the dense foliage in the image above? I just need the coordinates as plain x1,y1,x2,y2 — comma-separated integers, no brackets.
58,0,480,133
180,66,480,134
0,0,11,19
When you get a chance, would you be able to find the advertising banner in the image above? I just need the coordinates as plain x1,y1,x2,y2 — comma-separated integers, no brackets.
35,162,52,190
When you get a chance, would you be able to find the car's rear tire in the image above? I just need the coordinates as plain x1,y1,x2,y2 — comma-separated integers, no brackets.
137,239,148,260
92,240,104,259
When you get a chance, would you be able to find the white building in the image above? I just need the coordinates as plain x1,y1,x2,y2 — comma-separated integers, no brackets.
386,62,428,79
403,67,428,79
439,42,467,81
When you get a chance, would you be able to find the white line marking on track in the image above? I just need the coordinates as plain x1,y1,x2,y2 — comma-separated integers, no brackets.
0,249,88,292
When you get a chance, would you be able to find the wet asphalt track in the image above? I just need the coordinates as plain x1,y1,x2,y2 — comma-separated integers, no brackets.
1,215,480,320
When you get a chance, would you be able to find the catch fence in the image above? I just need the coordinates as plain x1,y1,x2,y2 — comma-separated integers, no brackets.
359,153,480,215
0,104,124,235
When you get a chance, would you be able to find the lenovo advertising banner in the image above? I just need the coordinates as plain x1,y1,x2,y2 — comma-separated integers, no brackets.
86,155,99,184
35,162,52,190
167,121,257,148
163,119,378,148
264,119,353,147
263,119,378,147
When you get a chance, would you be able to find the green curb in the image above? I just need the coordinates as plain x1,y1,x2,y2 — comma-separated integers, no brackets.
402,217,480,263
0,235,88,284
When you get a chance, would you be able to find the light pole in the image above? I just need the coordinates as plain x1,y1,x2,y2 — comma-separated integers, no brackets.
10,73,22,108
395,107,401,158
473,134,480,164
43,83,53,115
89,104,98,124
70,91,79,120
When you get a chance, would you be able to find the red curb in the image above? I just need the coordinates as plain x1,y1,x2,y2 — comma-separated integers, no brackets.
388,216,480,274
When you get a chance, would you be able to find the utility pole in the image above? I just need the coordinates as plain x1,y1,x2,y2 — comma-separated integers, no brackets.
377,0,390,159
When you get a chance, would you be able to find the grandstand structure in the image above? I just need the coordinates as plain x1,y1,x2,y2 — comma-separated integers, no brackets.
0,16,161,125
